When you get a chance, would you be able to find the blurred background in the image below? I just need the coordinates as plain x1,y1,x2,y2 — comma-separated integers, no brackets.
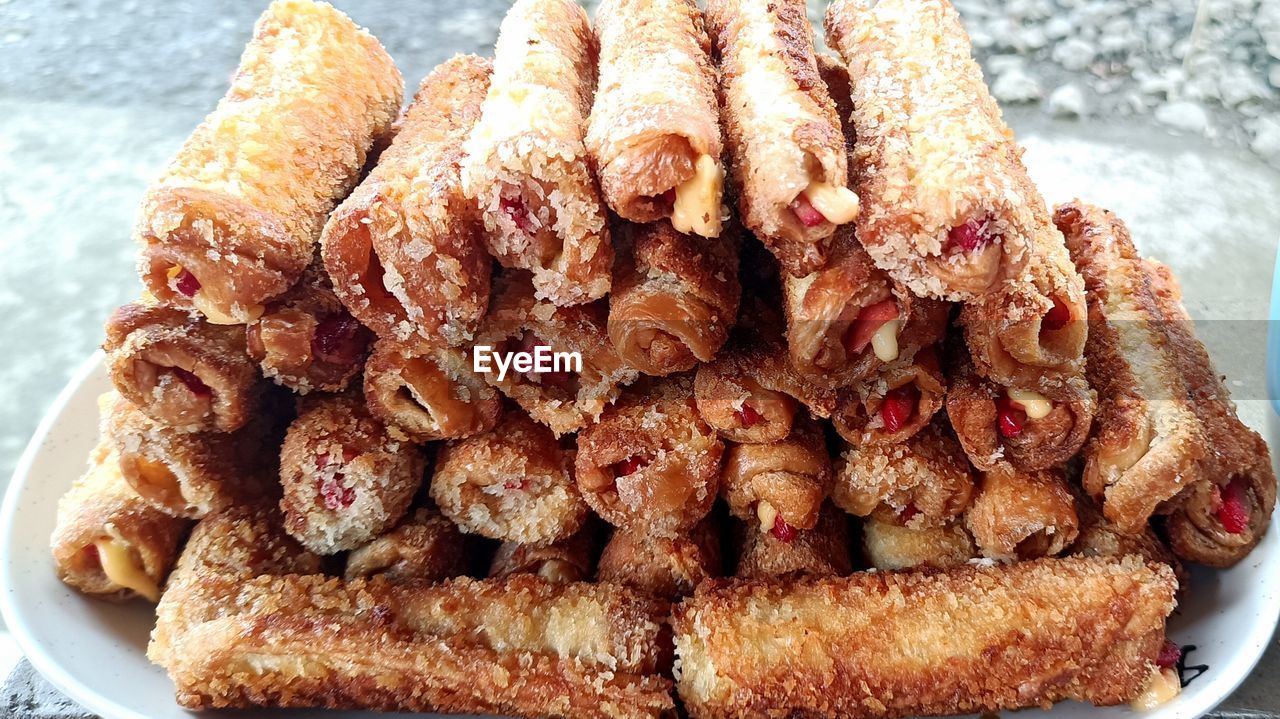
0,0,1278,508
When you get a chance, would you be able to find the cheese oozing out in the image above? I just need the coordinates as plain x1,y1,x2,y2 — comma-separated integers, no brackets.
671,154,723,238
870,318,902,362
536,559,577,584
801,182,860,225
94,536,160,602
1006,388,1054,420
1131,667,1181,711
755,500,778,533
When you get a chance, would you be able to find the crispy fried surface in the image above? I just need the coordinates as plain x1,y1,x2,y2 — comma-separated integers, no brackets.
862,518,976,570
363,337,503,443
598,517,721,600
831,346,945,446
673,556,1177,718
346,507,470,583
491,522,599,583
965,463,1079,561
734,501,851,579
169,503,323,583
720,412,832,530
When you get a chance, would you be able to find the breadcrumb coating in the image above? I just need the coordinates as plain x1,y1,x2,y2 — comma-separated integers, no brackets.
597,516,721,600
964,463,1079,561
862,518,976,570
734,501,851,579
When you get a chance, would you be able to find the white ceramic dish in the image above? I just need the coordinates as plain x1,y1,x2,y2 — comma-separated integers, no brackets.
2,353,1278,719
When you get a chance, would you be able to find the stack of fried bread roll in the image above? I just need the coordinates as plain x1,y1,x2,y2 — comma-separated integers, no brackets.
51,0,1272,717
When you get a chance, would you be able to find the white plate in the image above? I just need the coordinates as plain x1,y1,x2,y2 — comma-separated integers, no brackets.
2,353,1278,719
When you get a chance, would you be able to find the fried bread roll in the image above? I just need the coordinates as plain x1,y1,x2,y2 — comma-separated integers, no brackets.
608,219,740,376
461,0,612,306
1070,493,1182,582
959,216,1088,390
245,256,373,394
734,502,852,579
1055,202,1206,533
597,517,721,600
862,518,976,570
830,346,946,446
720,413,832,538
345,507,470,583
832,418,974,528
104,301,264,433
576,377,724,538
50,438,188,602
431,410,588,545
1143,260,1277,566
169,503,323,583
673,556,1178,718
490,524,598,584
965,463,1079,561
476,273,639,436
150,573,674,717
363,337,503,443
587,0,725,235
825,0,1038,300
103,392,277,519
279,392,424,554
322,55,492,347
945,343,1095,472
707,0,857,276
136,0,402,324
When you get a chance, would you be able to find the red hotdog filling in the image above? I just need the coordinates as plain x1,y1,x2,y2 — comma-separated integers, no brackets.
171,367,212,398
946,218,996,253
879,385,919,434
845,299,900,355
771,514,797,543
312,314,368,366
173,269,201,298
1042,295,1071,334
790,195,826,227
316,447,359,510
735,403,765,428
1215,477,1251,534
995,396,1026,438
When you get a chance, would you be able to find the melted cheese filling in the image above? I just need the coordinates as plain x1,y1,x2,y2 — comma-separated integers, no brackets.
536,559,577,584
802,182,860,225
94,537,160,602
871,319,902,362
756,500,778,532
1007,388,1054,419
1131,667,1181,710
671,154,723,238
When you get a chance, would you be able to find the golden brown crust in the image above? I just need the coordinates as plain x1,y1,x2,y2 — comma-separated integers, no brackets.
490,523,599,583
719,412,832,531
1055,201,1206,533
461,0,612,306
169,503,324,584
833,418,974,528
363,337,503,443
587,0,724,226
136,0,402,322
830,346,945,446
322,54,492,347
825,0,1037,300
103,301,264,433
862,518,976,570
608,220,740,376
1070,493,1183,584
431,410,588,545
576,377,724,538
475,272,639,436
733,501,851,579
708,0,851,276
965,463,1079,561
597,517,721,600
345,507,470,583
673,556,1178,718
150,573,674,717
279,392,424,554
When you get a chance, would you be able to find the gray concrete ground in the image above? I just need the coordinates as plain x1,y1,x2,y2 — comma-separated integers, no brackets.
1,0,1279,713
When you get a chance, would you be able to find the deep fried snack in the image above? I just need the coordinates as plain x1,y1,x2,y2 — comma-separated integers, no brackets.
959,216,1088,390
103,392,276,519
1143,259,1277,566
431,410,587,545
50,437,188,602
734,502,851,579
103,301,264,433
150,573,674,717
322,54,492,347
1055,201,1206,533
136,0,402,324
245,256,372,394
608,219,740,376
965,463,1079,561
830,346,945,446
1070,492,1182,582
720,413,832,537
169,503,323,582
363,337,503,443
673,556,1178,718
707,0,857,276
945,342,1094,472
832,418,974,528
862,518,975,570
490,524,598,583
586,0,725,235
597,517,721,600
825,0,1039,300
577,377,724,538
279,392,424,554
461,0,612,306
345,507,469,583
476,273,639,436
